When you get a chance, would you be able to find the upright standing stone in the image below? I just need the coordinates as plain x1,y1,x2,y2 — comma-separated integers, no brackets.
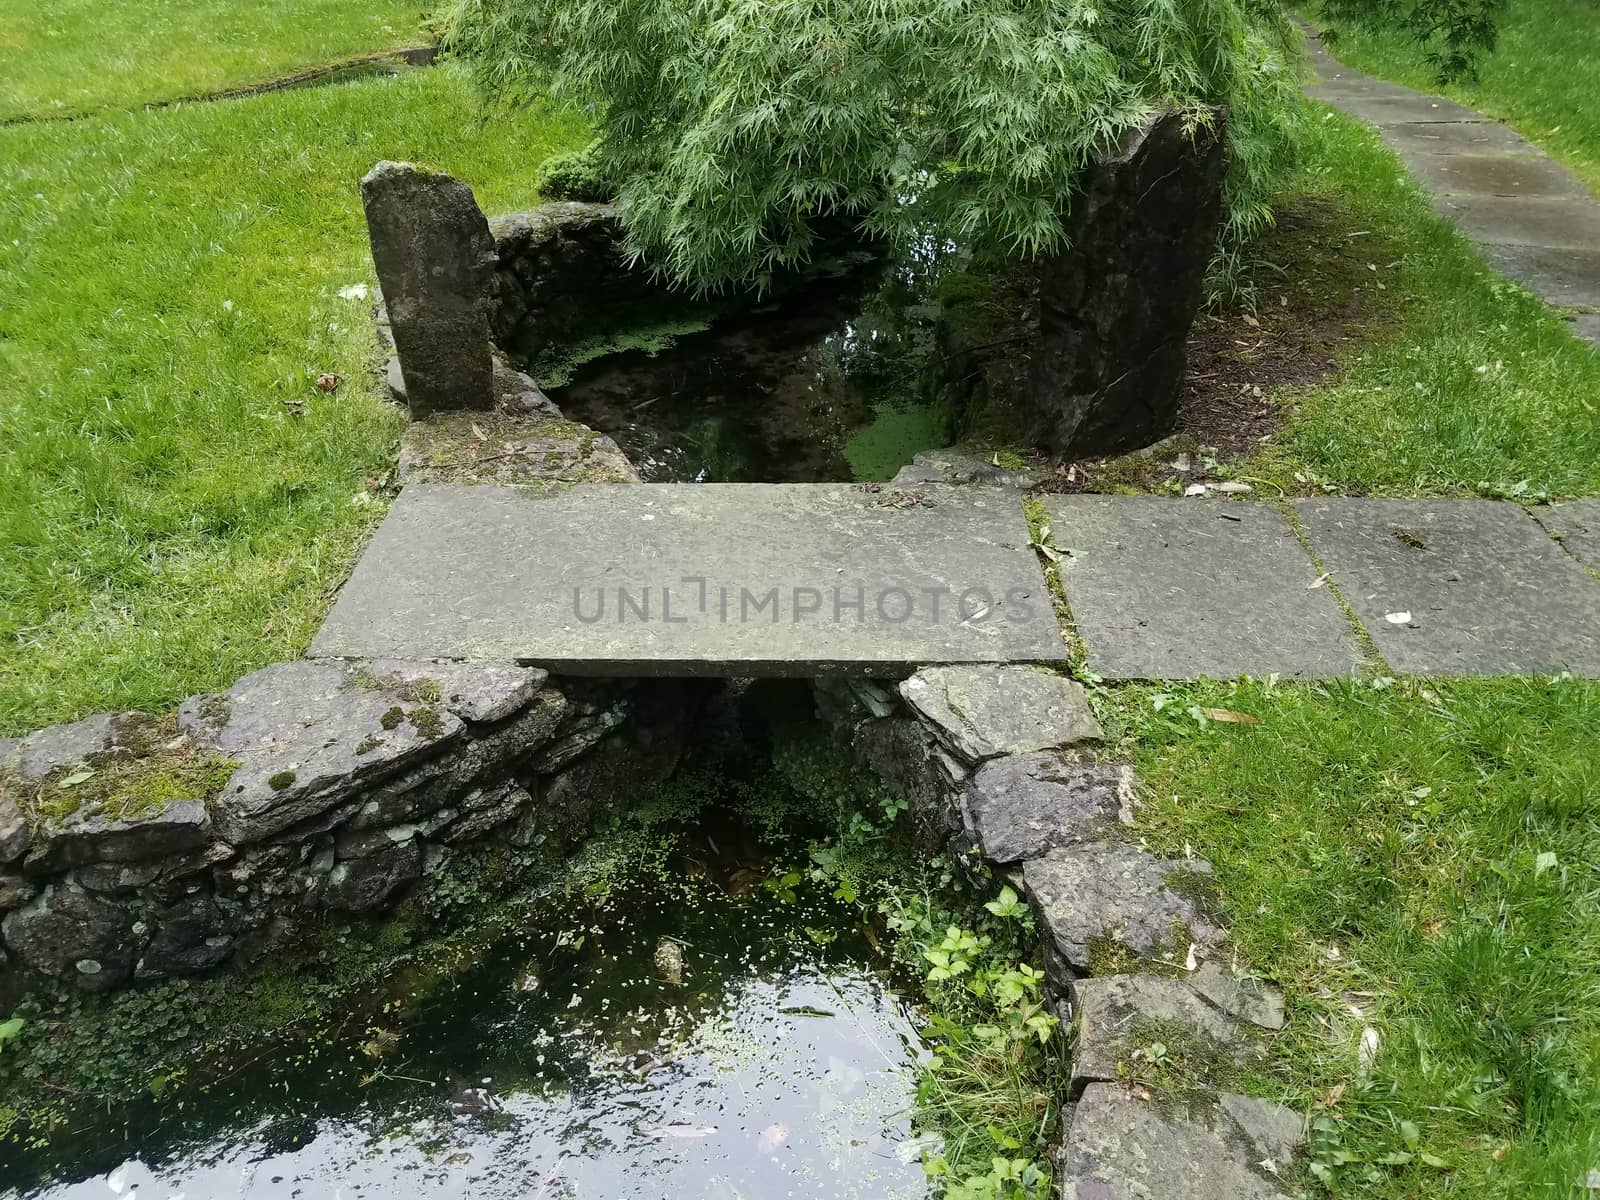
1028,109,1229,456
361,161,497,417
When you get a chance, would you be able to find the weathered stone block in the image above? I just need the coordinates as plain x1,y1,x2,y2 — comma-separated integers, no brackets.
25,798,211,875
361,161,497,417
1,882,146,991
354,660,547,725
185,662,465,846
1021,840,1222,983
1027,109,1229,455
1069,972,1274,1090
1057,1085,1302,1199
961,756,1133,864
316,837,422,914
897,666,1100,765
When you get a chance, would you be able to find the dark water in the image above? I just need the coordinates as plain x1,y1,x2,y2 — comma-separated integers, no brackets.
6,854,929,1200
551,264,956,484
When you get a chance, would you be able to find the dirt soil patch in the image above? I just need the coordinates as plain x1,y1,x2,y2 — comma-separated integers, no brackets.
1039,195,1407,493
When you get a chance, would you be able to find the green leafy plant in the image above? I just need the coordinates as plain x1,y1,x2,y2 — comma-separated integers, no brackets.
449,0,1305,294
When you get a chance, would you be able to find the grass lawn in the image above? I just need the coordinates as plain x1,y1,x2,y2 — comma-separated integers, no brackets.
0,0,441,121
1231,107,1600,499
0,66,583,735
1103,675,1600,1197
1309,0,1600,192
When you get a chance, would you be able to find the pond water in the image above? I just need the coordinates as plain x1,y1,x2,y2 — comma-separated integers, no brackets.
550,263,956,484
5,845,930,1200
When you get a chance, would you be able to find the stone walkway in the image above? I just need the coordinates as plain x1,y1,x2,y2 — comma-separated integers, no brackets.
315,481,1600,680
1303,27,1600,345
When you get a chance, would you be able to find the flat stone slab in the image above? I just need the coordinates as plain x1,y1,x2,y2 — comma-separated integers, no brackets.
1403,152,1589,200
1429,194,1600,249
313,483,1067,675
1297,499,1600,676
1043,496,1361,680
1378,119,1543,159
897,666,1100,764
1476,244,1600,309
1069,972,1271,1090
1535,500,1600,569
1057,1085,1303,1200
1327,92,1488,127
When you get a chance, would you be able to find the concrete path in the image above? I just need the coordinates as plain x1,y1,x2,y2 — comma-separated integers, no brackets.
316,483,1600,680
1303,28,1600,345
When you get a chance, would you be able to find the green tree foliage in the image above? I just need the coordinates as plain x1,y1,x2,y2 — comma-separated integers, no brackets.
1317,0,1507,83
449,0,1306,292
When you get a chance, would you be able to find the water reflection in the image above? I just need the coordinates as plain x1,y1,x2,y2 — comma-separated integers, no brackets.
13,879,929,1200
552,264,956,484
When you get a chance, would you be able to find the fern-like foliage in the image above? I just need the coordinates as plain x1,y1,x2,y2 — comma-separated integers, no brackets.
448,0,1307,293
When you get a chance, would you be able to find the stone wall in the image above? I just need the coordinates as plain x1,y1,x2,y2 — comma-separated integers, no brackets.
815,664,1307,1196
0,663,707,994
488,202,676,370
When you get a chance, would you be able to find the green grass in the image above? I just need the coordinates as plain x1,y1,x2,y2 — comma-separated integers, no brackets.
1103,675,1600,1197
1241,106,1600,498
1311,0,1600,192
0,0,440,121
0,66,584,734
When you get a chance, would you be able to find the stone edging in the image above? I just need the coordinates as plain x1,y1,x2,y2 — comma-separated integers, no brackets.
816,666,1308,1196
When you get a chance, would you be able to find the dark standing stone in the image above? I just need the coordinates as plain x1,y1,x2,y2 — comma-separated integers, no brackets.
1027,109,1229,456
961,756,1133,864
361,161,497,418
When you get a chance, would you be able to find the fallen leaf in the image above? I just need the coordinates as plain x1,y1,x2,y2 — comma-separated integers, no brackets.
1200,708,1261,725
1242,313,1261,328
1308,573,1331,589
471,423,488,441
59,770,95,787
1215,481,1253,494
1184,483,1208,497
1385,611,1412,624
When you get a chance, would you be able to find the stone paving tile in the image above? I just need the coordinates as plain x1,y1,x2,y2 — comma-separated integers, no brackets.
1476,245,1600,309
1376,118,1545,159
1043,496,1361,680
1430,194,1600,249
1297,499,1600,676
1403,152,1589,199
1324,92,1488,127
1534,500,1600,569
312,482,1068,674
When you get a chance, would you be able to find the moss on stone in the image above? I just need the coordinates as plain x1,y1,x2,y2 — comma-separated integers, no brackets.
379,707,405,731
407,706,446,741
354,737,383,756
10,716,240,827
267,770,297,792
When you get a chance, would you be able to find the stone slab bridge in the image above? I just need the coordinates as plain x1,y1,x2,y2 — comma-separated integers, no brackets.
313,480,1600,680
